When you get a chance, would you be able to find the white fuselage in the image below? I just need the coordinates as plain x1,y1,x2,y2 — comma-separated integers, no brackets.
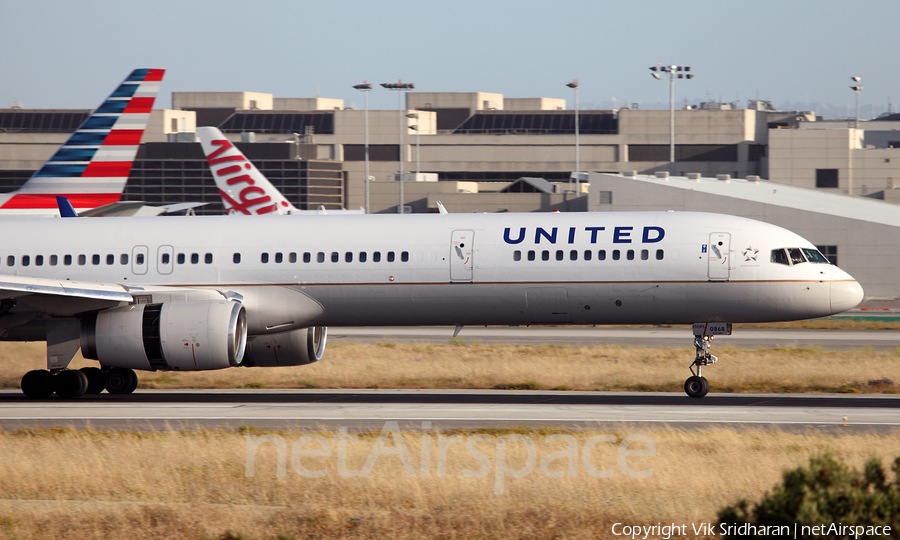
0,211,862,336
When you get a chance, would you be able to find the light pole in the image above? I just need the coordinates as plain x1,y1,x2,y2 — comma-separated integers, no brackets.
381,81,415,214
650,64,693,174
566,80,580,211
850,75,863,130
352,82,372,213
407,112,419,181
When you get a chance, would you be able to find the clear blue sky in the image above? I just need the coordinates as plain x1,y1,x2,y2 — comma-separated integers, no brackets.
2,0,896,119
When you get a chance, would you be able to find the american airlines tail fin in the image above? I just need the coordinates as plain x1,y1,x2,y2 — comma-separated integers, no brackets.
196,127,298,215
0,69,165,216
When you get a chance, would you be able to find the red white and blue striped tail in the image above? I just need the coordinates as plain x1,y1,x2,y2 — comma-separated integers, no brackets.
196,126,298,215
0,69,165,215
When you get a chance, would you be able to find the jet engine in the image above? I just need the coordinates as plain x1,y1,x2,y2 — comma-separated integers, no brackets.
242,326,327,367
81,301,247,371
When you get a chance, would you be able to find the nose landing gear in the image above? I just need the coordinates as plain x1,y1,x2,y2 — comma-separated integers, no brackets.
685,323,731,398
685,336,717,398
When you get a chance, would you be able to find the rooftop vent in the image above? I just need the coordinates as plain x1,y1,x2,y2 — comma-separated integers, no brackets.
716,174,731,183
622,170,636,177
655,171,669,179
686,173,701,180
747,175,760,184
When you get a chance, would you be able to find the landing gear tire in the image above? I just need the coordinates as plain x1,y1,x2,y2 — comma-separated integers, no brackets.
21,370,54,399
684,333,718,398
105,368,138,395
80,367,105,394
684,376,709,398
54,370,88,399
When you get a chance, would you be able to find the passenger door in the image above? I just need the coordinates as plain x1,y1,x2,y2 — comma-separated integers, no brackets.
708,233,730,281
450,230,474,282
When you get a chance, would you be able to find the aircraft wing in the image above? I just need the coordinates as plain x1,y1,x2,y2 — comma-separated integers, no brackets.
76,201,208,217
0,275,133,316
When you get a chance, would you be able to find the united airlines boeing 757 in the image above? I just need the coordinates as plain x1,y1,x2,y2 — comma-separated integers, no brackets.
3,211,862,399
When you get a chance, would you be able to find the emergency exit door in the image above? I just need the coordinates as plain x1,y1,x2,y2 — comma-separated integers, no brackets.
708,233,730,281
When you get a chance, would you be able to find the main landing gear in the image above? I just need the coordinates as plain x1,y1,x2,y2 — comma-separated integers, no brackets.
684,323,731,398
20,367,138,399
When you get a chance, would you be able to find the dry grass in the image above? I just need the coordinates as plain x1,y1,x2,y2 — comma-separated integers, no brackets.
737,319,900,330
0,427,896,539
1,341,899,394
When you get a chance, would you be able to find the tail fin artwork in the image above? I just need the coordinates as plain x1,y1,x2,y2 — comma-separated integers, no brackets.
0,69,165,216
196,126,298,215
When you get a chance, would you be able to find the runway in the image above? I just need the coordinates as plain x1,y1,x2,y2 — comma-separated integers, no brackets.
329,326,900,350
1,390,898,433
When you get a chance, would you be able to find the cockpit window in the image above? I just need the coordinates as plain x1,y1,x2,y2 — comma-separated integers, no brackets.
801,248,830,264
771,249,789,265
788,248,806,265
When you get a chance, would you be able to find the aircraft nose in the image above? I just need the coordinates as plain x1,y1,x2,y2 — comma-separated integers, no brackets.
831,279,864,314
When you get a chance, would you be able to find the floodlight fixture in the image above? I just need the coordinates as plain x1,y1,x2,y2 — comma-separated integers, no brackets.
649,64,696,172
382,81,416,213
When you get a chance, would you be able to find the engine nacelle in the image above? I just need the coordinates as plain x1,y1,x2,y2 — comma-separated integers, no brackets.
242,326,327,367
81,301,247,371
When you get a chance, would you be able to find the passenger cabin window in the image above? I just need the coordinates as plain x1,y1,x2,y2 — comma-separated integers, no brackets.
345,252,353,263
513,250,521,261
233,253,241,264
528,250,535,261
401,251,409,262
64,255,72,266
106,254,114,265
627,250,635,261
331,252,339,263
641,249,649,261
275,252,283,263
121,254,128,265
92,254,100,265
359,252,367,263
22,255,30,267
136,254,144,265
35,255,43,266
303,252,311,263
289,253,297,263
261,253,269,263
656,249,664,260
205,253,213,264
555,250,564,261
373,252,381,263
771,249,789,265
541,250,550,261
612,250,620,261
6,256,13,266
584,250,592,261
598,250,606,261
191,253,199,264
50,255,58,266
317,252,325,263
387,252,395,263
177,254,185,264
78,255,86,265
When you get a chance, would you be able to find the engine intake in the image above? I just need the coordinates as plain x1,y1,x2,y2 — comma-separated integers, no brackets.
242,326,327,367
81,301,247,371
